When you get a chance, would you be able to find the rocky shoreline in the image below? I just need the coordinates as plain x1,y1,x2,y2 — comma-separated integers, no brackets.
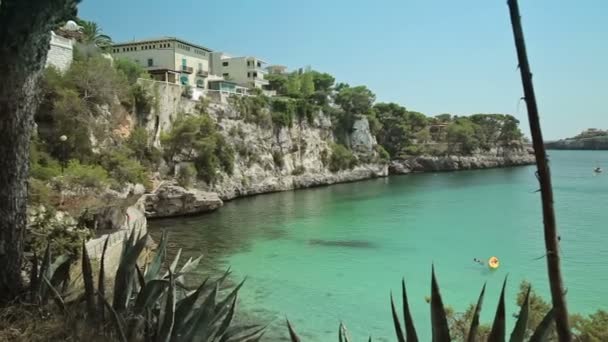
143,148,534,218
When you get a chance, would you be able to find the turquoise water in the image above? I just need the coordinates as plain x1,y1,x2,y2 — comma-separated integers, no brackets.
150,150,608,341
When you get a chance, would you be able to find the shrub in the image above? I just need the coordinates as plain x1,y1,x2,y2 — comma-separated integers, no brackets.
374,144,390,161
177,163,197,188
127,127,162,167
28,178,55,207
97,147,150,187
320,148,329,167
271,99,295,128
62,160,110,189
30,140,62,181
329,143,357,172
272,150,285,169
26,208,91,258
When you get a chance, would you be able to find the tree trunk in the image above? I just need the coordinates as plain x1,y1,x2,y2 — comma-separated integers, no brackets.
0,0,78,304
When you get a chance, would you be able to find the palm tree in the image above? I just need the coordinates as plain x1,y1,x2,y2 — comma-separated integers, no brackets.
79,20,112,48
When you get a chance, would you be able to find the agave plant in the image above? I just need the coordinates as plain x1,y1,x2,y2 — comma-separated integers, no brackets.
287,267,555,342
30,228,263,341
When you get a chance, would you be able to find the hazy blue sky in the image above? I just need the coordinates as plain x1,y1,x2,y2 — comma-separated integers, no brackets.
80,0,608,140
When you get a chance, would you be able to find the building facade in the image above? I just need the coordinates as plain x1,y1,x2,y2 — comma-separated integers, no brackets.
110,37,212,88
210,52,269,89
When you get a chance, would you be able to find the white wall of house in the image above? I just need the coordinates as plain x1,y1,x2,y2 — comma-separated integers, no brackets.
46,32,73,72
209,54,269,88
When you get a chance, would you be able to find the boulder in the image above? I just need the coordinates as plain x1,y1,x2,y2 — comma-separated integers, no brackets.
143,184,223,218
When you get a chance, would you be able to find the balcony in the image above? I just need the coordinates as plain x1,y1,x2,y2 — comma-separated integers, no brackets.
180,65,194,74
197,70,209,77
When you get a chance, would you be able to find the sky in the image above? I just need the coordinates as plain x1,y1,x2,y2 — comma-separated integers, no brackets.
79,0,608,140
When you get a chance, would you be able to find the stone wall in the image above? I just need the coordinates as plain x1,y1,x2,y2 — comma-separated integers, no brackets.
45,32,73,72
85,201,147,275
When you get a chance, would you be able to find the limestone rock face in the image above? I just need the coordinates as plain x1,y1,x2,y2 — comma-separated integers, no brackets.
389,146,535,174
143,184,223,218
350,117,377,154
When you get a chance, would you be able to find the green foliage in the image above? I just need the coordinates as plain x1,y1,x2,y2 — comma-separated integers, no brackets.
28,178,56,207
329,143,357,172
300,72,315,97
114,58,148,85
265,73,288,94
162,114,235,184
374,144,390,161
310,71,335,92
271,99,295,128
229,95,272,127
286,73,302,97
126,127,162,167
177,164,197,188
79,20,113,48
30,138,62,181
447,117,481,154
26,209,91,258
296,99,316,125
66,55,129,105
96,147,150,187
335,85,375,115
63,160,111,189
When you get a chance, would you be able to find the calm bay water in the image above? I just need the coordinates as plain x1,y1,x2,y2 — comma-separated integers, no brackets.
150,150,608,341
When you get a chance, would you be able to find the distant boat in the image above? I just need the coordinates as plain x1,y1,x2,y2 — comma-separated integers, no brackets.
594,167,602,173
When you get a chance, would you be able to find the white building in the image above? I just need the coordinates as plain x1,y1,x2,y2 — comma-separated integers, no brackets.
110,37,213,88
210,52,269,89
45,31,74,72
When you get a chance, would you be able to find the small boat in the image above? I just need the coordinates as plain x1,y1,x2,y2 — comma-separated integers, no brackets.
594,167,602,173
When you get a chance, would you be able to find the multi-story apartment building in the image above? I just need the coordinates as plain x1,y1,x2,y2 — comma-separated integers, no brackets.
110,37,212,88
209,52,269,89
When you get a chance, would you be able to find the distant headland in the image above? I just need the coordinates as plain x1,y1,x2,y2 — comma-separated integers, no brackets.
546,129,608,150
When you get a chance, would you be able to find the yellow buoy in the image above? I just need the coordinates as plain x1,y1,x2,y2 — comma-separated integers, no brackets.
488,256,500,269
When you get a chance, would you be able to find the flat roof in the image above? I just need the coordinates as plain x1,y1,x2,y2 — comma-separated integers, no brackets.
112,36,213,52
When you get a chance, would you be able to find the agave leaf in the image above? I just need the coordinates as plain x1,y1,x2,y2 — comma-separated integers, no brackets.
467,283,487,342
98,292,128,342
133,279,169,315
369,336,372,342
39,243,52,303
157,271,176,342
184,283,219,340
42,275,66,313
339,322,350,342
29,252,39,303
430,266,451,342
390,292,406,342
217,325,263,342
528,308,554,342
162,248,182,279
136,265,145,289
176,255,204,284
402,279,419,342
49,255,71,292
286,319,301,342
145,230,168,282
509,286,531,342
212,294,238,341
113,233,148,312
488,277,508,342
221,325,266,342
81,240,96,321
98,235,110,321
215,278,246,315
172,277,210,337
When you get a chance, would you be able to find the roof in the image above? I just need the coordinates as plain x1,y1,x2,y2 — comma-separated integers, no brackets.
112,36,213,52
215,52,267,64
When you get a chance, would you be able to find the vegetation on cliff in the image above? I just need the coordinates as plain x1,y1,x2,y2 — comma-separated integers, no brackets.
546,129,608,150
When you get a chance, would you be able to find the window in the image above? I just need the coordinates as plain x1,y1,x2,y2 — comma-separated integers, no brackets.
148,58,153,67
198,63,203,71
247,61,251,67
182,58,187,66
253,72,258,78
247,72,251,77
257,61,261,67
222,61,229,67
223,73,229,78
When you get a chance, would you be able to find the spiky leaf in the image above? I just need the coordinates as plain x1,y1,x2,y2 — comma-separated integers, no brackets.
145,230,168,282
509,286,531,342
113,233,148,312
42,275,66,313
213,294,238,341
390,292,406,342
467,283,487,342
133,279,169,314
172,277,210,337
98,236,110,321
431,266,451,342
488,277,508,342
81,240,96,321
286,319,301,342
402,279,419,342
157,271,176,342
39,243,52,303
99,292,128,342
528,308,554,342
184,283,219,340
29,252,39,302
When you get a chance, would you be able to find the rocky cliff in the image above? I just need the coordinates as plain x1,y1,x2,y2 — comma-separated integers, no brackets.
545,136,608,150
139,81,388,216
389,145,535,174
